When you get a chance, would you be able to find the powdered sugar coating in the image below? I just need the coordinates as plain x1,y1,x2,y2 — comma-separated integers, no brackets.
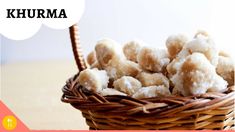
104,59,141,80
95,38,125,68
77,68,109,92
95,39,141,80
166,34,188,59
137,47,170,72
216,56,234,86
171,53,228,96
137,71,169,88
113,76,142,95
123,40,144,62
180,35,219,66
87,51,97,66
167,33,219,78
132,85,171,99
99,88,127,96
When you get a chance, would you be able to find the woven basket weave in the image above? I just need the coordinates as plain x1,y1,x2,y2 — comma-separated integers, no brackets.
61,24,235,130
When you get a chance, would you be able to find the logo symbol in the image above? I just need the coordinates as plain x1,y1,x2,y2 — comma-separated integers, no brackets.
2,115,17,130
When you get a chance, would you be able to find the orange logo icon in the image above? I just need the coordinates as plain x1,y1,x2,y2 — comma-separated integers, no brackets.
2,115,17,130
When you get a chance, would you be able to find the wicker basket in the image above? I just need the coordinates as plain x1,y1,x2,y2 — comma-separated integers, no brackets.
61,24,235,130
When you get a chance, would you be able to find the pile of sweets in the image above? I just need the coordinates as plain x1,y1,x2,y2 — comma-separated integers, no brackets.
77,31,234,99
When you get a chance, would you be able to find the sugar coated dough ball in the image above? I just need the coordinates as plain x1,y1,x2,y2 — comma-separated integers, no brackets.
123,40,143,62
77,68,109,92
166,34,188,59
166,58,184,77
95,38,125,68
113,76,142,95
219,50,231,58
179,34,219,66
105,58,141,80
120,60,142,77
194,30,209,38
99,88,127,96
87,51,97,66
137,47,170,72
90,61,102,70
216,56,234,86
95,38,141,80
171,53,228,96
137,72,169,88
132,85,171,99
167,34,219,77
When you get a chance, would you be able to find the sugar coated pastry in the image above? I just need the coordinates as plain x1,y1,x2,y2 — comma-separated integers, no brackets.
137,71,169,88
167,33,219,77
123,40,143,62
137,47,170,72
194,30,209,38
95,39,141,80
216,56,234,86
87,51,97,66
166,34,188,59
95,38,141,79
99,88,127,96
219,50,231,58
171,53,228,96
82,33,231,97
95,38,125,68
132,85,171,99
105,59,141,80
90,61,102,70
77,68,109,92
166,58,184,77
113,76,142,95
178,33,219,66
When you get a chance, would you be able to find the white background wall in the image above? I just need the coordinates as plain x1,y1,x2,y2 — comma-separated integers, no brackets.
1,0,235,64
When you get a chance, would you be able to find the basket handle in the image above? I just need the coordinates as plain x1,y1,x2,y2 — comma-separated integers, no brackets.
69,24,87,71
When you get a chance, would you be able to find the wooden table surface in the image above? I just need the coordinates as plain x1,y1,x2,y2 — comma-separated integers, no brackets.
1,60,89,130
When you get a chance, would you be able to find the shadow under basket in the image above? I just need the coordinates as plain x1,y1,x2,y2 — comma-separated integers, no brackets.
61,24,235,130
